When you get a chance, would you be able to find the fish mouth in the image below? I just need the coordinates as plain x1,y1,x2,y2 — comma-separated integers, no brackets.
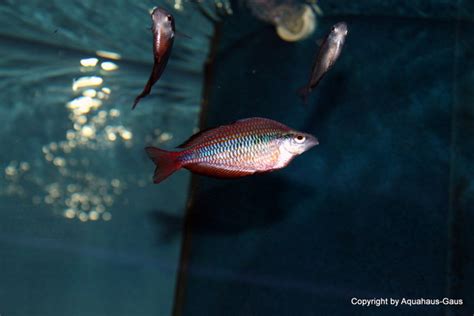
334,22,348,35
151,7,169,20
306,135,319,149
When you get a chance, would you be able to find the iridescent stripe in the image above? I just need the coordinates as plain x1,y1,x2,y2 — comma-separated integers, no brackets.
179,129,282,165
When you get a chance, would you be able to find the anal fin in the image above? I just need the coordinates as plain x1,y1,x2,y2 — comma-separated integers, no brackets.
185,163,255,179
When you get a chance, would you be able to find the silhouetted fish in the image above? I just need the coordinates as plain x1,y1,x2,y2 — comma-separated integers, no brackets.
145,117,318,184
299,22,348,104
132,7,175,109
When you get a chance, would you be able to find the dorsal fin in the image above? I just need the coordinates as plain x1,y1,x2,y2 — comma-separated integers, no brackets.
229,117,290,130
176,117,291,149
176,119,244,148
176,127,215,148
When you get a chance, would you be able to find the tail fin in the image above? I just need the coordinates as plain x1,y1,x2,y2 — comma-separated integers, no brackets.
145,147,181,184
297,86,310,105
131,96,140,110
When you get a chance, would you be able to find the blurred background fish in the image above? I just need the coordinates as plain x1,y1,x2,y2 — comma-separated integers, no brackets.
298,21,348,104
132,7,176,109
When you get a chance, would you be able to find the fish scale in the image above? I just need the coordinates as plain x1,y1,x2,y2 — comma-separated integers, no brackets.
145,117,318,184
186,129,282,169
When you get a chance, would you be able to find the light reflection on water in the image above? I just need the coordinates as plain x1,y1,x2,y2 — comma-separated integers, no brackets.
0,1,223,315
0,0,234,226
1,51,176,223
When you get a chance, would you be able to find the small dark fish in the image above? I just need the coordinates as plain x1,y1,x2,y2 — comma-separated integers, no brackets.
132,7,175,110
299,22,348,104
145,117,318,184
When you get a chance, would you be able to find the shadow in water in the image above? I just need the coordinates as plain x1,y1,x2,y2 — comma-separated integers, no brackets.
149,173,313,242
148,211,183,244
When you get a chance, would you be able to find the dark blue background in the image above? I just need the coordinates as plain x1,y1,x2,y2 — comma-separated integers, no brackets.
175,2,474,315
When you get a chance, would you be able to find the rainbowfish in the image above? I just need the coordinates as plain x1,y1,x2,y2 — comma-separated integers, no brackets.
299,22,348,104
132,7,175,110
145,117,318,184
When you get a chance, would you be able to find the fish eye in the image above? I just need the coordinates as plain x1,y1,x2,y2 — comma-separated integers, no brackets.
294,135,306,143
167,15,172,22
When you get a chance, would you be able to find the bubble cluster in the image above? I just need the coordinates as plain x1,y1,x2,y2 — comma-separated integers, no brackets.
2,161,30,197
144,128,174,148
1,52,140,222
59,177,118,222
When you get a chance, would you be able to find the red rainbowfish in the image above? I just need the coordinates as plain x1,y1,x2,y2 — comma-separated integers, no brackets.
132,7,175,110
145,117,319,184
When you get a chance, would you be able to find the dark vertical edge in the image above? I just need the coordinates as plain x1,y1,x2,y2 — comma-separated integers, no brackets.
171,20,223,316
445,2,463,315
